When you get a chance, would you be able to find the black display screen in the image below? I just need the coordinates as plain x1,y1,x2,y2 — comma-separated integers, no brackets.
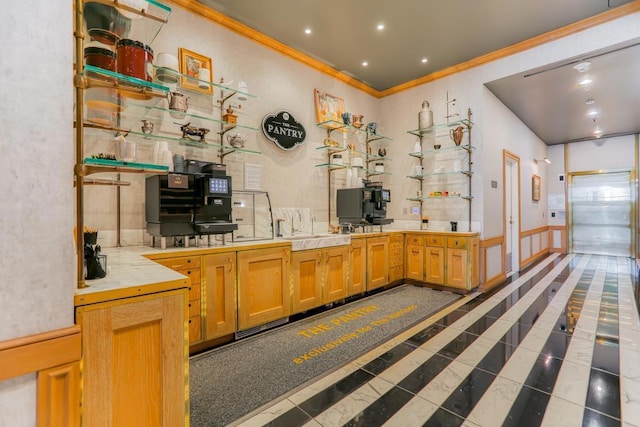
382,190,390,202
208,177,229,195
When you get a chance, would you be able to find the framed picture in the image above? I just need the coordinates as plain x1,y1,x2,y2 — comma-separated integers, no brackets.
532,174,541,201
314,89,345,126
178,48,213,95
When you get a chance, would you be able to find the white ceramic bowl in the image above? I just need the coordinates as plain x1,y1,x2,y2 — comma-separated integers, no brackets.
155,53,179,83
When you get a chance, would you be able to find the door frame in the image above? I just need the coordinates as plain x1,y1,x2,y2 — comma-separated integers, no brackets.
503,150,521,275
567,168,637,257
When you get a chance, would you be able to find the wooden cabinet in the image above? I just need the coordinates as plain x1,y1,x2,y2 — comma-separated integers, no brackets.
76,290,188,426
445,236,480,289
367,236,389,291
157,255,203,344
405,234,425,281
237,246,291,330
388,234,404,282
323,246,349,303
426,236,446,285
349,238,367,296
291,249,323,313
203,252,237,340
291,246,349,313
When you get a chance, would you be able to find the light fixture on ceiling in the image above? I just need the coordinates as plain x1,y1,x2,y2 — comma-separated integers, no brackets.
587,110,599,117
534,157,551,164
593,128,603,137
585,98,595,105
304,28,311,35
421,58,428,64
362,61,368,67
376,23,384,31
578,77,593,90
572,61,591,72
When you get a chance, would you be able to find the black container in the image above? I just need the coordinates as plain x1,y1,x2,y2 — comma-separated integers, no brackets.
450,221,458,232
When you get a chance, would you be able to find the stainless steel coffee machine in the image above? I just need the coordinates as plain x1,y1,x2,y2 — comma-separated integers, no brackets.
337,181,394,227
145,161,237,248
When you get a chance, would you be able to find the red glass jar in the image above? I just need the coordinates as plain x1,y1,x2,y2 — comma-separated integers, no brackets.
116,39,153,81
84,47,117,72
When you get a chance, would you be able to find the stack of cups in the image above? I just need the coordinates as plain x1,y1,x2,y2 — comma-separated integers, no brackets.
153,141,173,171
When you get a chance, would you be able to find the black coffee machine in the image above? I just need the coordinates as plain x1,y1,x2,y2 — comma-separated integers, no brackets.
145,161,237,248
336,181,394,227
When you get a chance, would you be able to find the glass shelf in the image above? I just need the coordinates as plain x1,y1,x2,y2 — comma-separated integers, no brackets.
408,171,473,179
407,118,473,137
152,65,259,100
366,154,393,162
315,163,349,172
84,64,169,99
315,145,347,154
123,130,261,154
316,120,393,141
408,145,474,158
83,0,171,46
121,100,259,132
81,157,169,175
406,195,472,202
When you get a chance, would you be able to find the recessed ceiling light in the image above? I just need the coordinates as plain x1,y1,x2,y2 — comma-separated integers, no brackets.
376,23,384,31
586,99,595,105
304,28,312,35
573,61,591,72
593,128,603,137
587,110,598,117
362,61,368,67
421,58,428,64
579,78,593,86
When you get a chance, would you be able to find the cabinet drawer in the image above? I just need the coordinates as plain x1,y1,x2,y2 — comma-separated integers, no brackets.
176,267,201,285
189,282,201,301
188,299,201,318
157,255,201,270
188,316,201,342
426,236,445,247
447,237,468,249
406,235,425,246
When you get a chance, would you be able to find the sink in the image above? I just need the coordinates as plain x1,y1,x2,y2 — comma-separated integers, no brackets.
281,234,351,251
283,235,329,241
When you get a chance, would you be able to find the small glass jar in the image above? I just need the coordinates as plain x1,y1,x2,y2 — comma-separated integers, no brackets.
374,162,384,173
331,154,343,165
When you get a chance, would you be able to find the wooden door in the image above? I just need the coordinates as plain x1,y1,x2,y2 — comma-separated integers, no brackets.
237,247,291,330
349,238,367,296
323,246,349,303
77,291,188,427
367,236,389,291
291,249,322,313
203,252,237,340
405,244,424,281
425,247,445,285
447,248,469,288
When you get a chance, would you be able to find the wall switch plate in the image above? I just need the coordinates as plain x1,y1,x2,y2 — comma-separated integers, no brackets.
558,174,565,182
411,206,420,214
491,180,498,188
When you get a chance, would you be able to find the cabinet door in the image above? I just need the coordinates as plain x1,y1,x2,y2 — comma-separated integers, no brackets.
425,247,445,285
203,252,237,340
405,244,424,281
388,234,404,282
237,247,291,330
323,246,349,304
77,291,188,427
447,248,469,288
349,239,367,296
367,236,389,291
291,249,322,313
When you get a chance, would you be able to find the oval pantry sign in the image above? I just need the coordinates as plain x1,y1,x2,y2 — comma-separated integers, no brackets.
261,110,306,150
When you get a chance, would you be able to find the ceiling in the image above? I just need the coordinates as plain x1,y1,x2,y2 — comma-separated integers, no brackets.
193,0,639,145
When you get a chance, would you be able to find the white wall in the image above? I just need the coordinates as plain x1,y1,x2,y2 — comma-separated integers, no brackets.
0,0,74,425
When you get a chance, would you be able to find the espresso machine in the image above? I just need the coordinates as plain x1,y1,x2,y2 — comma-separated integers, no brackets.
145,161,237,248
336,181,394,228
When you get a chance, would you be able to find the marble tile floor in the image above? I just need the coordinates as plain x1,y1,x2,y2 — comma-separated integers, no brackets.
227,254,640,427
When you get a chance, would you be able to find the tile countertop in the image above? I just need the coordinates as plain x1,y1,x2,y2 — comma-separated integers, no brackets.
75,230,480,306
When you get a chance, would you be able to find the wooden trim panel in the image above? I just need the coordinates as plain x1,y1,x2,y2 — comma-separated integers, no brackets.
37,361,81,427
479,236,505,292
167,0,639,98
0,326,81,381
520,226,548,238
549,225,567,253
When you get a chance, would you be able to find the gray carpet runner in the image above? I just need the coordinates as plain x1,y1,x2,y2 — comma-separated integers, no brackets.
189,284,460,426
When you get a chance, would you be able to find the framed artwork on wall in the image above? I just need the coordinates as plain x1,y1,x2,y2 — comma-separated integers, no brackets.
314,89,345,126
178,48,213,95
532,174,541,201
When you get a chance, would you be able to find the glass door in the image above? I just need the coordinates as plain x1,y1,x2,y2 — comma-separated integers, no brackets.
569,170,635,257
